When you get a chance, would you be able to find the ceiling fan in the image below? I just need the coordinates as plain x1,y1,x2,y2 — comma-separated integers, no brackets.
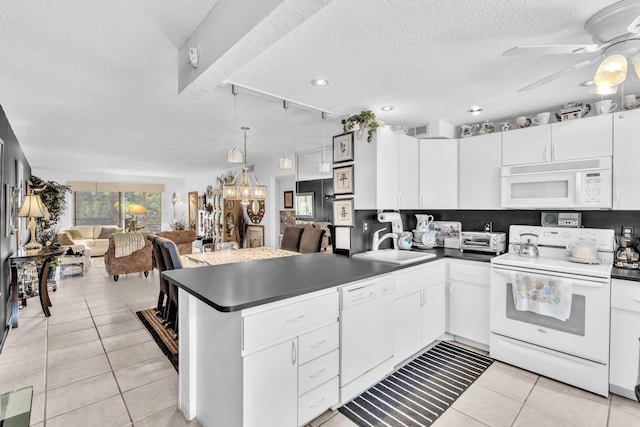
504,0,640,92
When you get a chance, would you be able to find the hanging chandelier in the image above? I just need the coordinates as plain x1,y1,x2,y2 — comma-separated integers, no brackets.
223,127,267,203
227,85,244,163
279,100,293,169
319,111,330,173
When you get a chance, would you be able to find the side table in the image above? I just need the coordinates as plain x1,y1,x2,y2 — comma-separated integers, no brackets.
10,247,66,328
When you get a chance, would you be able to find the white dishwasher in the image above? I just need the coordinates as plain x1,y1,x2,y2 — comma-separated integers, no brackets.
339,274,394,404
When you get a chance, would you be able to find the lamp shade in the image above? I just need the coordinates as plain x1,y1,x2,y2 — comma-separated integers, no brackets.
227,148,244,163
594,54,628,87
279,156,293,169
18,194,46,218
128,204,147,215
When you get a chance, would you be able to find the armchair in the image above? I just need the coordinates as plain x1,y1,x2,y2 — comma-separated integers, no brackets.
104,233,152,281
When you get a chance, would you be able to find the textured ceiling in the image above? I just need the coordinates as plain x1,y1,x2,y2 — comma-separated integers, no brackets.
1,0,637,179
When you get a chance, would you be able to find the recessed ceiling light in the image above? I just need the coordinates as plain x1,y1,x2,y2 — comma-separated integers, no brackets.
380,105,394,111
467,106,483,115
311,79,329,86
579,80,594,87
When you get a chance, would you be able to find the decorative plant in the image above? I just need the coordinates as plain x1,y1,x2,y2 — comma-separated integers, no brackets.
30,176,72,247
170,218,187,231
341,110,380,143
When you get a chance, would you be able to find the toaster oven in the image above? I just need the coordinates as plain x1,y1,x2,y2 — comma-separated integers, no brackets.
460,231,506,255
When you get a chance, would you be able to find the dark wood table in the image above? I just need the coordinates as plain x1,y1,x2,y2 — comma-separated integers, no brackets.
10,247,66,327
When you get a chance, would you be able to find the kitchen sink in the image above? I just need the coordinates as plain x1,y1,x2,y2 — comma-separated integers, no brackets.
351,249,436,265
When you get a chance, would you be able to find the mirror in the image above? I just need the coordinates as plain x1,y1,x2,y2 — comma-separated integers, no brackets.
295,149,333,222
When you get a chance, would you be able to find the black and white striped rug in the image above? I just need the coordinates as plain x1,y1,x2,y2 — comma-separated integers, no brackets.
339,341,493,427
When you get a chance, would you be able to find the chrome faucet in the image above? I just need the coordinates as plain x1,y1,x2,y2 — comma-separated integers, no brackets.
372,228,398,251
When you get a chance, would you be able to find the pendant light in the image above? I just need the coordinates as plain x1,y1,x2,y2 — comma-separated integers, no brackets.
279,100,293,169
319,111,330,173
223,127,267,203
227,85,244,163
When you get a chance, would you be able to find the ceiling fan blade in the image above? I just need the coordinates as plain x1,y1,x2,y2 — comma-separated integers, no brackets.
627,12,640,33
503,44,600,56
517,58,600,92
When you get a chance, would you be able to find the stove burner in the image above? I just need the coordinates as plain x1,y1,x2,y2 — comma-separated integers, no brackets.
615,261,640,269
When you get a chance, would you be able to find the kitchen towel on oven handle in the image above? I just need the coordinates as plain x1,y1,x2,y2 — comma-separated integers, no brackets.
510,272,572,321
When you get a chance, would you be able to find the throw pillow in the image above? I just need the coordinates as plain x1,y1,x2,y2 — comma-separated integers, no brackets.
58,232,74,246
67,229,84,240
98,227,121,239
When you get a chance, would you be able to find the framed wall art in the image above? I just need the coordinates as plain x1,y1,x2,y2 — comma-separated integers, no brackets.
333,198,354,227
333,165,354,195
188,191,198,231
283,190,294,209
332,132,354,164
246,225,264,248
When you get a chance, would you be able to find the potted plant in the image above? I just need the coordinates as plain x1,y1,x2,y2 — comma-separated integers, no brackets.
341,110,380,143
30,176,72,248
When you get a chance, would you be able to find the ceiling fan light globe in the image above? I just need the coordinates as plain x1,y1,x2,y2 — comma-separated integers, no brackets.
594,54,628,87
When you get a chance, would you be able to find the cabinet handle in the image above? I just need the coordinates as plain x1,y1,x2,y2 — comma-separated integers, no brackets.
286,314,305,323
552,144,557,161
310,396,326,407
450,283,455,297
419,195,423,209
310,339,327,348
291,340,297,365
543,146,549,161
310,368,327,378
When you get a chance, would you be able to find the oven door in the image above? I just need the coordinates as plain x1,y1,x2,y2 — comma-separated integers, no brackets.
490,264,610,363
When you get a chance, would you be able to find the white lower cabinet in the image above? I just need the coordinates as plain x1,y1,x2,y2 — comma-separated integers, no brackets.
242,291,339,427
609,279,640,400
392,261,446,364
448,260,490,346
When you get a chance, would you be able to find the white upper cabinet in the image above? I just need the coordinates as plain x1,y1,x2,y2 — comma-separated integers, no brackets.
613,109,640,209
551,114,612,160
502,114,612,166
419,139,458,209
502,125,551,165
397,133,420,209
459,133,502,209
354,128,419,210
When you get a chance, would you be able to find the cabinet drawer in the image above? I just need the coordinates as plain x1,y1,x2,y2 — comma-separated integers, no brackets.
298,349,339,395
450,261,490,286
243,292,338,351
298,377,339,427
394,261,445,299
298,322,339,365
611,280,640,313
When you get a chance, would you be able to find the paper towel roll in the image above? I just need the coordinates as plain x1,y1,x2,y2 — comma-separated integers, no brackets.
378,212,401,223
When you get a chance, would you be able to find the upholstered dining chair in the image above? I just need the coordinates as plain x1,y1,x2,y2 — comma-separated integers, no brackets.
299,227,326,254
146,234,169,321
281,226,304,252
157,237,183,339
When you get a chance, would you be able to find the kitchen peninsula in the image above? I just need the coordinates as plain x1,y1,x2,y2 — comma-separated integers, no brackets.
163,252,405,426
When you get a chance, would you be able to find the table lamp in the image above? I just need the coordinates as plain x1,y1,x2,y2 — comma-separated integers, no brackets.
18,192,46,251
127,204,147,231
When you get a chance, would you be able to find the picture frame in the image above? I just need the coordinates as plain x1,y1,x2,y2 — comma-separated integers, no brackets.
333,198,354,227
295,192,314,219
333,132,354,164
333,165,354,195
246,225,264,248
283,190,294,209
6,185,19,237
188,191,198,232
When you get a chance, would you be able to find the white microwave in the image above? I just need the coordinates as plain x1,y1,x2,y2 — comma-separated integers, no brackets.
501,157,612,209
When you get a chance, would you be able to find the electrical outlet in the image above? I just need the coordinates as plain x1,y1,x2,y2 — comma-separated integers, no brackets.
363,221,369,232
622,225,634,236
483,221,493,232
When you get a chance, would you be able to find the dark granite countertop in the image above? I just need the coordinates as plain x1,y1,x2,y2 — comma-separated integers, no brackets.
163,248,497,313
611,267,640,282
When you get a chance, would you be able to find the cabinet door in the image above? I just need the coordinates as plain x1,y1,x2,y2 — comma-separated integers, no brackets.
449,281,490,345
459,133,502,209
398,133,419,209
376,129,400,210
613,109,640,209
502,125,551,165
552,114,612,161
421,282,446,346
243,339,297,427
393,291,422,364
610,310,640,398
419,139,458,209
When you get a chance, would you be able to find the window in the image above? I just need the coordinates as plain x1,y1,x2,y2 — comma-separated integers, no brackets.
74,191,162,232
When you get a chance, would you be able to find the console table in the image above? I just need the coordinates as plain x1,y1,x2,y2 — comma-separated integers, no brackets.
10,247,66,327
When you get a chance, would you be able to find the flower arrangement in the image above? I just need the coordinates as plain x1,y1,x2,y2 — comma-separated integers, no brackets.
170,218,187,231
341,110,380,143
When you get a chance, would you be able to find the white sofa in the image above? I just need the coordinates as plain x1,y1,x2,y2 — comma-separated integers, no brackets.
59,225,122,256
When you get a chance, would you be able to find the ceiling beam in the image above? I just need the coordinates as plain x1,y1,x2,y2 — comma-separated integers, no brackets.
178,0,332,97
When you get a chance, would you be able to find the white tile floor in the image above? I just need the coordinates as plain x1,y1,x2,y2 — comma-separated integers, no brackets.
0,261,639,427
